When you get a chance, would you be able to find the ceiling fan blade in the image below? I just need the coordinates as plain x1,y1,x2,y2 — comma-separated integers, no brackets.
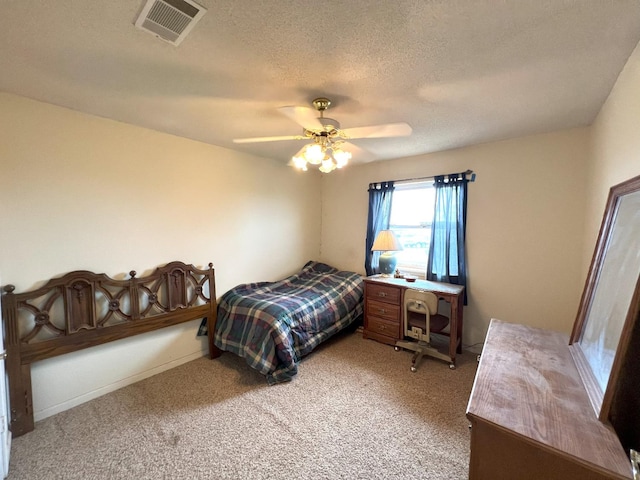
278,106,323,131
233,135,306,144
340,141,378,164
341,122,412,139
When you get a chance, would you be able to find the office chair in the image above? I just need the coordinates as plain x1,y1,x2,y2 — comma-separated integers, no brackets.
395,289,452,371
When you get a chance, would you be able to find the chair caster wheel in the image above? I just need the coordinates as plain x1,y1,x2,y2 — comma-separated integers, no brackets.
449,364,456,370
410,366,417,373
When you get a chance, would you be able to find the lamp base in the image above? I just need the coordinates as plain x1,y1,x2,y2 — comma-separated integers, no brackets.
378,252,398,276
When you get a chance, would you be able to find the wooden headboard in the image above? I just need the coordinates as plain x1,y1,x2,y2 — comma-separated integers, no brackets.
1,261,217,437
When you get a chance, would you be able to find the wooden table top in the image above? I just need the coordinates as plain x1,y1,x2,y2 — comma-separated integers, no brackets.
365,275,465,295
466,319,631,478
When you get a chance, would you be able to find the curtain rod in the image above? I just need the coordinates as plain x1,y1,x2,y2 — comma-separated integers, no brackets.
393,169,476,184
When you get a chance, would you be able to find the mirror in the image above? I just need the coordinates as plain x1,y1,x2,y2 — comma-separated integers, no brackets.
570,174,640,420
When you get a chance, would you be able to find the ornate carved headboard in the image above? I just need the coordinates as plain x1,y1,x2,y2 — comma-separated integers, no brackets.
1,261,217,437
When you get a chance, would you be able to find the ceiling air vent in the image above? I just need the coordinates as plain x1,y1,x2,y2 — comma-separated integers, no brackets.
135,0,207,46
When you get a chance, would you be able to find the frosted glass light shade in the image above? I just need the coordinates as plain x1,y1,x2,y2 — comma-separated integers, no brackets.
319,158,336,173
332,148,351,168
292,155,307,170
303,144,324,164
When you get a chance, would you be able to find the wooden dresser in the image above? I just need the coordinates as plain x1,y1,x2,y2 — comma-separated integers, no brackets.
362,279,402,345
466,319,632,480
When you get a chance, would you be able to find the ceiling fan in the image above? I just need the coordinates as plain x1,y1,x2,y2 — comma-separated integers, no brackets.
233,97,412,173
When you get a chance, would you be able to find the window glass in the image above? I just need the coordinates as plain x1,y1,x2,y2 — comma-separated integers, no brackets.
389,181,435,277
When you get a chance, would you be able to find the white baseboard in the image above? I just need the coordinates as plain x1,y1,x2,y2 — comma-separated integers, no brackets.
33,350,206,422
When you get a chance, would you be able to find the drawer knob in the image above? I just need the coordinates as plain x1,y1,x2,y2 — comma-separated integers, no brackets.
378,325,386,331
378,308,386,314
378,292,387,297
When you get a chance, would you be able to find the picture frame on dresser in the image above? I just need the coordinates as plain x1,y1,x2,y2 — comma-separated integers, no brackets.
569,173,640,454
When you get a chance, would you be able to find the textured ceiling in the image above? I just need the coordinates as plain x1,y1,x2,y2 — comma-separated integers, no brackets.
1,1,640,166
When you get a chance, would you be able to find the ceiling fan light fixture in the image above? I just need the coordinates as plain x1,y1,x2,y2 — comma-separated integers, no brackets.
235,96,411,174
292,135,354,173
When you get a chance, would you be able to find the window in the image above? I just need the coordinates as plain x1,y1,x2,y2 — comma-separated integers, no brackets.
389,181,435,278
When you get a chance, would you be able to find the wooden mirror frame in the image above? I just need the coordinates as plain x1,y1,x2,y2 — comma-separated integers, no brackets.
570,173,640,421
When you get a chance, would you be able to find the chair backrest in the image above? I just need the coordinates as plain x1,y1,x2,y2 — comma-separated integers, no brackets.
404,289,438,315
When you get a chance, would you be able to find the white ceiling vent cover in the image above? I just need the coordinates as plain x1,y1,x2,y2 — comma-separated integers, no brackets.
135,0,207,46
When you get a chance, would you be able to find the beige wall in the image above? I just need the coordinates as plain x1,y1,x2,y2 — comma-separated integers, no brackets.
320,38,640,351
2,37,639,422
0,93,322,419
585,41,640,272
320,128,589,347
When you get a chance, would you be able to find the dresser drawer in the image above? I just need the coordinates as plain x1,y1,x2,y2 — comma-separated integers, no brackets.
366,315,401,340
366,299,401,322
366,283,401,305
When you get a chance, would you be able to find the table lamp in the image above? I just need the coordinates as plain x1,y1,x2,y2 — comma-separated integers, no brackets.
371,230,403,276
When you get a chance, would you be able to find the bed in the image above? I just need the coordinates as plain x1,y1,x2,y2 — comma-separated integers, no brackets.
209,261,364,384
2,261,216,437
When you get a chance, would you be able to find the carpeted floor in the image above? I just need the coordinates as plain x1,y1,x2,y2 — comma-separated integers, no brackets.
8,330,478,479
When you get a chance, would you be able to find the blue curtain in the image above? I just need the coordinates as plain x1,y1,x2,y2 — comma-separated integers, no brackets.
427,173,468,303
365,181,395,276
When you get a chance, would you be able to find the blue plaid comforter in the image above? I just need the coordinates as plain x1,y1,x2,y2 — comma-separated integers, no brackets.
213,261,364,384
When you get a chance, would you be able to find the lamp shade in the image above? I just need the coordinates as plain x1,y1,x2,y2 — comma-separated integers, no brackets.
371,230,403,275
371,230,403,252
